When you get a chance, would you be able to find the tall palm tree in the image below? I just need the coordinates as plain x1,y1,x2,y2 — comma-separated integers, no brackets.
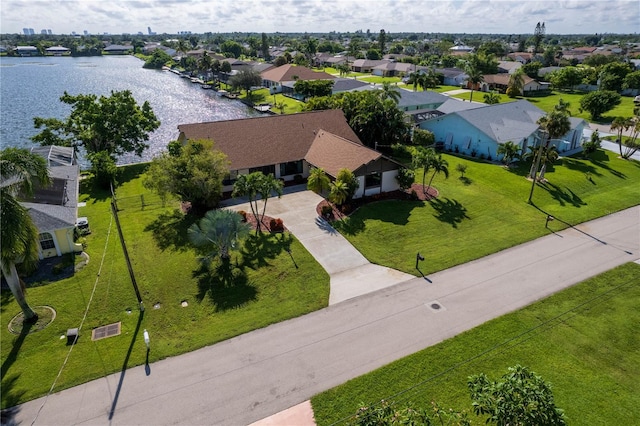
465,64,484,103
380,81,401,103
528,107,570,202
538,145,559,180
610,116,632,157
427,154,449,189
188,209,250,262
497,141,521,167
412,146,437,194
307,167,330,194
1,148,51,322
257,173,284,228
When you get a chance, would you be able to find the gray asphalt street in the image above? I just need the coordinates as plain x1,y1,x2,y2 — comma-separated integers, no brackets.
8,206,639,426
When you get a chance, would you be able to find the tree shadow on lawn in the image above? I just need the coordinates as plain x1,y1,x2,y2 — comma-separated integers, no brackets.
538,181,586,208
192,260,257,312
1,374,26,420
429,198,470,228
240,232,291,270
144,209,199,252
560,157,603,177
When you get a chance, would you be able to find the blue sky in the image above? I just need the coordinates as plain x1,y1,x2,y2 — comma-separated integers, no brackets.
1,0,638,35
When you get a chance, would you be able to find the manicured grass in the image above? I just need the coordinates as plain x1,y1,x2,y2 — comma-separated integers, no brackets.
452,90,637,122
1,164,329,408
334,150,640,275
311,262,640,425
239,88,305,114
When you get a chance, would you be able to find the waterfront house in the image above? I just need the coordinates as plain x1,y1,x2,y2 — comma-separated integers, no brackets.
418,100,588,159
103,44,132,54
23,146,83,259
177,110,401,198
261,64,335,95
44,46,70,56
14,46,39,56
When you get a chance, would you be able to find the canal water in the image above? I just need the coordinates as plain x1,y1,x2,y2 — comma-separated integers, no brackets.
0,55,258,165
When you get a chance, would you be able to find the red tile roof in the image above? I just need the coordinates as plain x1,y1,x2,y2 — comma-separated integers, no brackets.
260,64,336,83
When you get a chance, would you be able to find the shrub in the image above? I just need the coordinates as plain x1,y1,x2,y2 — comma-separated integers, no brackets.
321,204,333,217
396,167,415,190
238,210,247,222
410,189,419,200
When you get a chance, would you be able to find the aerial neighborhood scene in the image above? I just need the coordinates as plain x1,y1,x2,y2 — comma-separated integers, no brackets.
2,0,640,424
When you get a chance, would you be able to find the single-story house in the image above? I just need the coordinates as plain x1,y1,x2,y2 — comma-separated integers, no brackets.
418,99,588,159
324,55,355,67
372,61,416,77
351,59,388,73
478,74,548,94
497,61,523,74
397,89,449,112
507,52,533,64
14,46,39,56
103,44,132,54
176,109,401,198
44,46,70,55
434,68,468,86
261,64,335,95
23,146,83,259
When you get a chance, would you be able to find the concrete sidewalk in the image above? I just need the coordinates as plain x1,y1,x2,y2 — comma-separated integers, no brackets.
223,188,415,305
8,206,638,426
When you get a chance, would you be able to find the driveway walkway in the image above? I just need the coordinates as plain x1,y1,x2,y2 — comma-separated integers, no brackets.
8,206,638,426
222,187,415,305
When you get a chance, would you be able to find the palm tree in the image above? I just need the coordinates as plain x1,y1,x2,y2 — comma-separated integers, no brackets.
528,107,570,202
307,167,330,194
257,173,284,229
483,91,500,105
412,146,437,194
497,141,521,167
380,81,401,103
328,180,349,206
465,62,484,103
610,116,632,157
1,148,51,322
187,209,250,262
427,154,449,189
538,145,559,181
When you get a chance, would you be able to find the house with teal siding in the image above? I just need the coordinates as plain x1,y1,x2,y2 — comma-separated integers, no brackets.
419,100,588,160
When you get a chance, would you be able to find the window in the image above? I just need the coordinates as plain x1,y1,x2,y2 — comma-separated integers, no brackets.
365,172,382,188
279,161,303,177
249,165,276,176
222,170,238,186
39,232,55,250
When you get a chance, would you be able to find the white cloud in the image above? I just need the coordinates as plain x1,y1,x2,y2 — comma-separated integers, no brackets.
1,0,637,34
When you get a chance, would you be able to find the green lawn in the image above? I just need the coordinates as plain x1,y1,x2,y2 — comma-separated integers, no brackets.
334,150,640,275
240,88,305,114
452,90,637,122
1,164,329,408
311,262,640,425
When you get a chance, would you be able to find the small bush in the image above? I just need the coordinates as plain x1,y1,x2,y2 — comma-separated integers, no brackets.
269,218,284,232
410,189,419,200
321,205,333,217
238,210,247,222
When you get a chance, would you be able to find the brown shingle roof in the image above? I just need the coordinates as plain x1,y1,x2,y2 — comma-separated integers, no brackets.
260,64,335,83
177,110,360,171
305,130,380,178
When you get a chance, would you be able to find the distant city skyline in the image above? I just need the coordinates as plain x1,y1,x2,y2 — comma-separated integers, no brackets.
2,0,638,36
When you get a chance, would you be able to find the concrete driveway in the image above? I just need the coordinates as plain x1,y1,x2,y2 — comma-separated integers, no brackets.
223,187,415,304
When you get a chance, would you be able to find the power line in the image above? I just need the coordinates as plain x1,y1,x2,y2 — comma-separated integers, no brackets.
329,276,637,425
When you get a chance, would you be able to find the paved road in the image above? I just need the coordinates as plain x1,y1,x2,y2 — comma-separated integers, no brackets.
8,207,639,426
